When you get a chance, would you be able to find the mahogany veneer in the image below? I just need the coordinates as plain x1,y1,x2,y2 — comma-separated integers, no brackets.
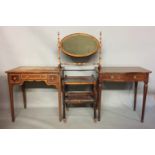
98,67,152,122
6,66,152,123
6,66,62,122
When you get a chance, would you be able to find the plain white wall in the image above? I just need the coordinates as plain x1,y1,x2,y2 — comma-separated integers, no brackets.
0,26,154,109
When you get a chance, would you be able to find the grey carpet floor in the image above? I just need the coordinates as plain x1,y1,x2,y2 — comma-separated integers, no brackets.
0,94,155,129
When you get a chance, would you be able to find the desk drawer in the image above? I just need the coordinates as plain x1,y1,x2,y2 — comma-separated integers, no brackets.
47,74,58,84
21,74,47,80
102,73,146,81
127,73,146,81
9,74,21,84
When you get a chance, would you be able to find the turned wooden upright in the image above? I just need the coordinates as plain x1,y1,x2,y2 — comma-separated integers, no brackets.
58,32,102,121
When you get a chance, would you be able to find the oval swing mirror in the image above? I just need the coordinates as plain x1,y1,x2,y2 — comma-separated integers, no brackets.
60,33,100,58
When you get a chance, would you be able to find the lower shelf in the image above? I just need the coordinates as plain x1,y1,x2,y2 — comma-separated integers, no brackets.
64,92,95,104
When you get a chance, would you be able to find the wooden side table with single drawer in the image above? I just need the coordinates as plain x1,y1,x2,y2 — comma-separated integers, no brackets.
6,66,62,122
98,67,152,122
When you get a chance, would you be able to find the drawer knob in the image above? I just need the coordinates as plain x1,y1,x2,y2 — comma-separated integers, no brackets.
13,77,17,80
11,75,19,82
111,75,114,79
50,76,54,80
134,75,137,79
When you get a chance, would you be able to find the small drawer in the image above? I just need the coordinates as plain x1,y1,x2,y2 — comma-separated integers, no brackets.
47,74,58,84
128,73,145,81
102,74,124,81
21,74,47,80
102,73,146,82
9,74,21,84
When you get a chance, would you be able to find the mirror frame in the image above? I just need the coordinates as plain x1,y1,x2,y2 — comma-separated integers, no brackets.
60,33,100,58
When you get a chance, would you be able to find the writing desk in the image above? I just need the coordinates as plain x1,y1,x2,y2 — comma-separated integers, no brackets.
6,66,62,122
98,67,152,122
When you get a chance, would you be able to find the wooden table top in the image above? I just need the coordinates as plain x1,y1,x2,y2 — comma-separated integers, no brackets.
6,66,59,74
6,66,152,74
101,67,152,74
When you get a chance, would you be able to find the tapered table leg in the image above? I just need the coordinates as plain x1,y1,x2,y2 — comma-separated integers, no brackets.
21,83,27,109
141,81,148,122
98,83,102,121
133,82,138,111
58,85,62,122
8,82,15,122
93,84,97,120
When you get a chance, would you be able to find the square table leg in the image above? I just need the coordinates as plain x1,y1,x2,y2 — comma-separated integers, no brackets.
97,83,102,121
58,86,62,122
141,81,148,122
8,81,15,122
134,82,138,111
21,83,27,109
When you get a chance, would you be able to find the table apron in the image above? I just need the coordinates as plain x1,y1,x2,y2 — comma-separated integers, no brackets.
8,73,59,86
100,73,148,82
